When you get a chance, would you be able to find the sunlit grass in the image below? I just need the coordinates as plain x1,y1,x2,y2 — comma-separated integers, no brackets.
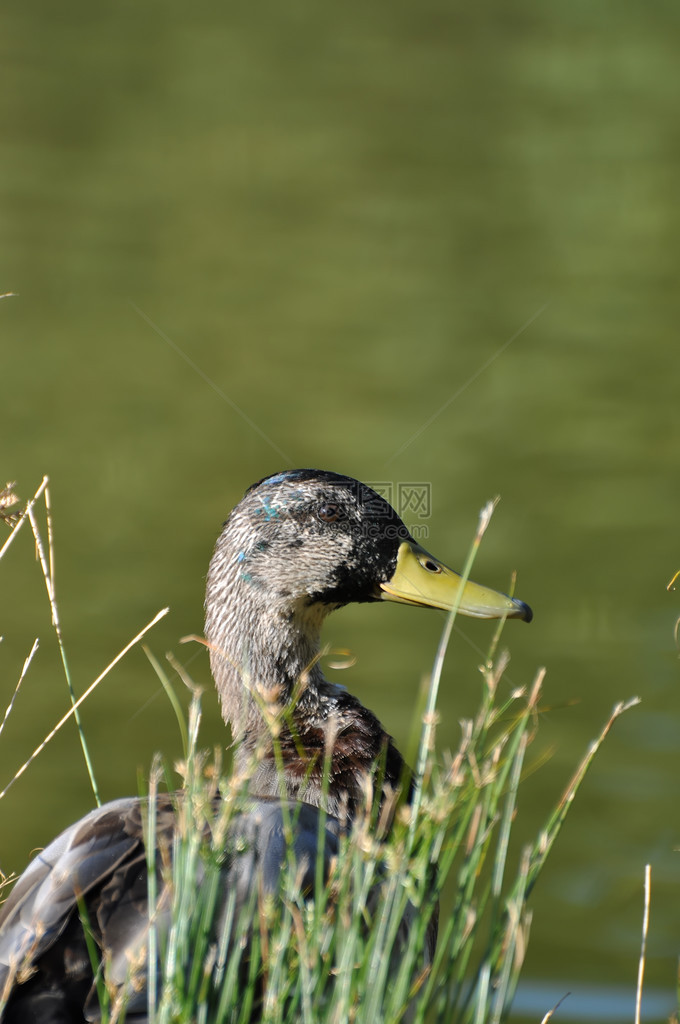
127,661,634,1024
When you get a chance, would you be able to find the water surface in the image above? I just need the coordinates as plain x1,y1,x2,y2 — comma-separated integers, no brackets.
1,2,678,1017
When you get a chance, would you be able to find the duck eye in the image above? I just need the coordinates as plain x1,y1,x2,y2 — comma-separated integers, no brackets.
317,502,342,523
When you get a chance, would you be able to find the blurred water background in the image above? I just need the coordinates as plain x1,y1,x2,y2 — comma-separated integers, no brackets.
1,3,678,1020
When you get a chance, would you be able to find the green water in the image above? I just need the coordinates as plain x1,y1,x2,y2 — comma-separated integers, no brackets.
1,2,678,1019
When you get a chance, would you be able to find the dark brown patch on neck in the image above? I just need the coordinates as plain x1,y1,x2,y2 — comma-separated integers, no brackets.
240,692,409,821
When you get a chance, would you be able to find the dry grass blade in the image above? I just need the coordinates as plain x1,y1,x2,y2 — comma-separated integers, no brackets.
555,697,641,823
0,638,39,740
27,486,101,803
539,991,571,1023
0,607,169,801
634,864,651,1024
1,477,170,806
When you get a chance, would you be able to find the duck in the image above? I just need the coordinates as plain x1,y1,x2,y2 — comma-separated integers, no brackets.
0,469,532,1023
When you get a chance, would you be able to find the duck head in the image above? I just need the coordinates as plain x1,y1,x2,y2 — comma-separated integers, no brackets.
205,470,531,748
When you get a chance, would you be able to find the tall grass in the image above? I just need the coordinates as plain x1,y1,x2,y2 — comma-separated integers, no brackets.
131,660,633,1024
0,479,638,1023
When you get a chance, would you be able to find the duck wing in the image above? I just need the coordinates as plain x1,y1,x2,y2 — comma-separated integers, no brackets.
0,795,341,1023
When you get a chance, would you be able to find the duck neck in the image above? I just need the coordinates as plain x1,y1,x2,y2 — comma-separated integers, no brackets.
206,577,328,741
205,561,406,816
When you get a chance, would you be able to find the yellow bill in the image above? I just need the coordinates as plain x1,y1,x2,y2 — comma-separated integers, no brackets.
379,540,532,622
